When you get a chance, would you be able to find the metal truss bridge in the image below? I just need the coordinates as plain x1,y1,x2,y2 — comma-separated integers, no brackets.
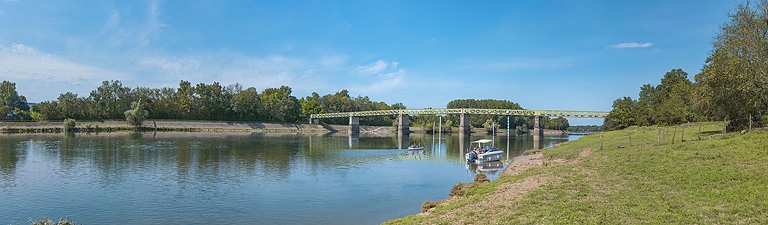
310,108,608,119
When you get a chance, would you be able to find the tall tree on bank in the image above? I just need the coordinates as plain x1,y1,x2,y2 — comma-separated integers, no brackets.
695,0,768,129
0,81,30,113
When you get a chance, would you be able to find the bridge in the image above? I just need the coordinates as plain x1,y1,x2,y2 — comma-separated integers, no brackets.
309,108,608,136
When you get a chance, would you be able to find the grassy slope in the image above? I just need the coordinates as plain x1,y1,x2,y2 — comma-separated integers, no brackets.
386,123,768,224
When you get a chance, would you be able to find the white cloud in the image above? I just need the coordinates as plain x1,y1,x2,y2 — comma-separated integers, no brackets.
0,43,125,83
609,42,654,49
0,43,130,101
350,69,405,94
426,38,436,43
356,60,389,75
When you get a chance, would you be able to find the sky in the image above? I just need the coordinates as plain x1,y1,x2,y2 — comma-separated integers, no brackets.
0,0,740,125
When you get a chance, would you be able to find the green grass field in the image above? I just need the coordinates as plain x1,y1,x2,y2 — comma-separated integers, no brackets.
386,122,768,224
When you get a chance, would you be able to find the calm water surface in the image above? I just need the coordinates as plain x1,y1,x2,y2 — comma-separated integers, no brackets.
0,132,582,224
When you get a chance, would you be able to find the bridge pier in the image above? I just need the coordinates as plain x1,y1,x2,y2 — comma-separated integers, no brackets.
349,116,360,134
533,116,544,137
309,117,319,124
397,114,410,135
459,113,471,135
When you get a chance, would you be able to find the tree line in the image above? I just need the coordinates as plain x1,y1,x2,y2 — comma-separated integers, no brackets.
1,79,572,131
604,1,768,131
0,80,407,126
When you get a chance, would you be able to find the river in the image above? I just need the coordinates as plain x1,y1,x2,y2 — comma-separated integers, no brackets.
0,132,583,224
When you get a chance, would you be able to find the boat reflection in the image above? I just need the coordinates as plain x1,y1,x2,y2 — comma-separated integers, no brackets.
465,161,504,175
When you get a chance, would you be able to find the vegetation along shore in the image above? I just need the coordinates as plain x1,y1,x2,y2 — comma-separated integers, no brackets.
385,122,768,224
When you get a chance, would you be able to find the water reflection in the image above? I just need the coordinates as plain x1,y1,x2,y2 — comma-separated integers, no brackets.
0,132,582,225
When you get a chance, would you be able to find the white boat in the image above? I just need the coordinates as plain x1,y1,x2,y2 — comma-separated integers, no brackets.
407,145,424,150
464,139,503,163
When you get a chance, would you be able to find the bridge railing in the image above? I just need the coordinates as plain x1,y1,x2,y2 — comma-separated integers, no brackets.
309,108,608,119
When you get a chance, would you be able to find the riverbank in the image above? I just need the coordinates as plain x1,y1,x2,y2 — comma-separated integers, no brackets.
385,122,768,224
0,120,396,134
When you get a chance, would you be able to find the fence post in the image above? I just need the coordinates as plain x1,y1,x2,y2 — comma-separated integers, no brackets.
681,126,685,142
698,123,701,140
723,119,727,134
600,135,603,150
629,132,632,146
749,114,752,131
658,129,661,144
672,126,677,144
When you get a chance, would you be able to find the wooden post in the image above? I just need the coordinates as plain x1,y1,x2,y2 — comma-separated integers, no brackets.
600,135,603,150
749,114,752,131
672,126,677,144
658,129,661,144
698,123,701,140
723,119,727,134
681,126,685,142
629,133,632,146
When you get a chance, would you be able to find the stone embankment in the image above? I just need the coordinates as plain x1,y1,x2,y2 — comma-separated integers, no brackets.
0,120,395,134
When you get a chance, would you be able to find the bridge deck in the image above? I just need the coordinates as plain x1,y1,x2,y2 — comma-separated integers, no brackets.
310,108,608,119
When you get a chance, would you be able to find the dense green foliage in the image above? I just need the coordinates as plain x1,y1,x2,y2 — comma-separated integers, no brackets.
604,69,697,131
29,80,306,123
605,1,768,130
566,125,603,132
0,81,32,121
63,118,76,132
124,101,149,127
300,90,406,126
695,0,768,129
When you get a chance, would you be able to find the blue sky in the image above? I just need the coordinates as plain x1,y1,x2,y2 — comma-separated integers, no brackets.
0,0,738,125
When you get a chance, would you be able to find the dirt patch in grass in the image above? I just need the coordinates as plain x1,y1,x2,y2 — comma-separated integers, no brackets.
501,152,545,176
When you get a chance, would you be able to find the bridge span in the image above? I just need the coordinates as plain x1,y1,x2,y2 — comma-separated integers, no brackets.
309,108,608,136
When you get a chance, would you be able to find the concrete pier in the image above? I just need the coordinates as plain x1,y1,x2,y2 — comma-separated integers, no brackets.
533,116,544,137
309,118,319,125
397,114,410,135
349,116,360,134
533,116,544,149
459,113,471,135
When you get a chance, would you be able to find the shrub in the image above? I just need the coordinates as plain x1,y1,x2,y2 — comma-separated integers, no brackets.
124,101,149,127
63,118,76,132
29,216,78,225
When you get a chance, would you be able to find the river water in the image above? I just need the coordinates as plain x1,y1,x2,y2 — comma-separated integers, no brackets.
0,132,582,224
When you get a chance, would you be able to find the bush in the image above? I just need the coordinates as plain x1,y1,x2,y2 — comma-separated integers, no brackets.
63,118,76,132
29,216,78,225
124,101,149,127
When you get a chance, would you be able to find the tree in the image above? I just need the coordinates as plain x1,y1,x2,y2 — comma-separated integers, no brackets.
548,116,569,130
482,118,500,133
603,97,638,131
696,0,768,129
124,101,149,127
300,92,323,116
231,87,262,121
0,81,29,113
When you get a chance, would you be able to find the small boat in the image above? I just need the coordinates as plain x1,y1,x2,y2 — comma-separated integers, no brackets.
465,139,503,163
407,145,424,150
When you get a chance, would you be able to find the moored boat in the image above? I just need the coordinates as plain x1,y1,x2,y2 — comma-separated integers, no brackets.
464,139,503,163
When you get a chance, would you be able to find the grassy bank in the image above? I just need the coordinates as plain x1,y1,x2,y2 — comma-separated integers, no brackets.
386,122,768,224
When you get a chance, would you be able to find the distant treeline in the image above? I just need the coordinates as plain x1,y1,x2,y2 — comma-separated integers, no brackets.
1,80,405,126
604,1,768,131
